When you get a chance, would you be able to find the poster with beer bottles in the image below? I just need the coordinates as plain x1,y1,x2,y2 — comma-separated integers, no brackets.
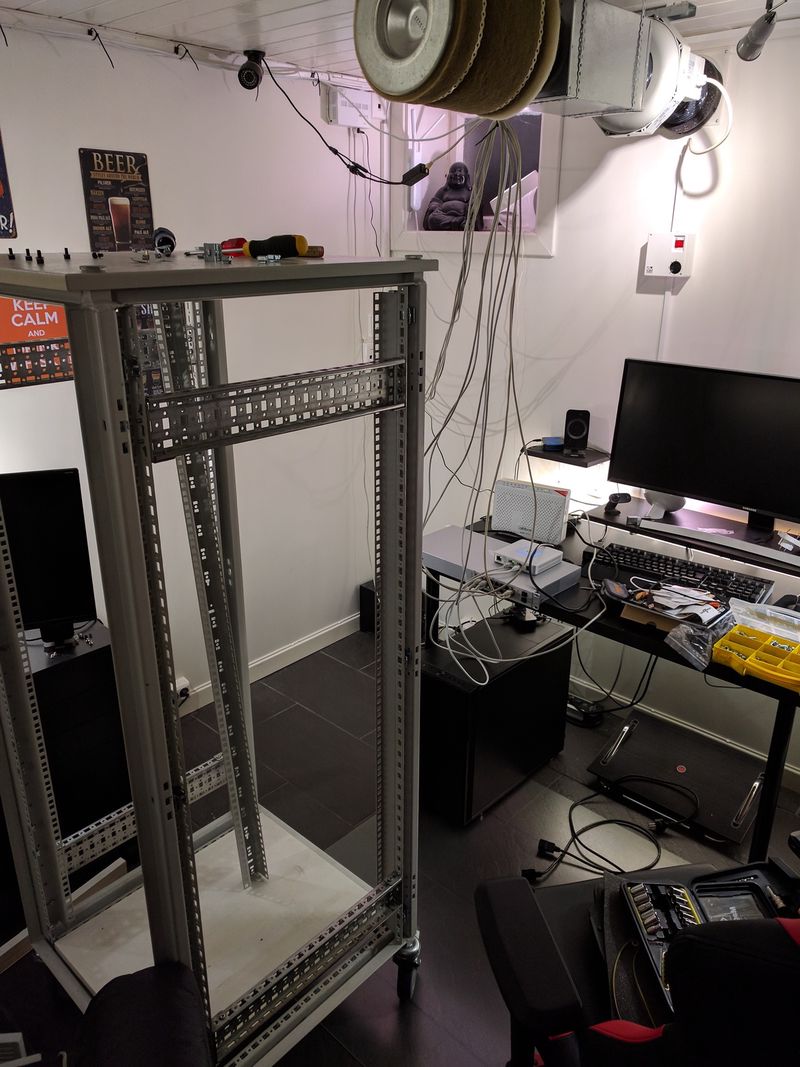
0,128,16,239
79,148,154,253
0,298,73,389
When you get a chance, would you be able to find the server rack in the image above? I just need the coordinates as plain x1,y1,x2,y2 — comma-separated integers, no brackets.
0,254,434,1063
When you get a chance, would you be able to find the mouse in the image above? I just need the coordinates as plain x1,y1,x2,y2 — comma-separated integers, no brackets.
773,594,800,611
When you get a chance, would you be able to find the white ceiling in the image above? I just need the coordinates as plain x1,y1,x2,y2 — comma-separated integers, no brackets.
0,0,784,76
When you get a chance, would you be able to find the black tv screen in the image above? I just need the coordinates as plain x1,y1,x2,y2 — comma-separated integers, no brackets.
609,359,800,526
0,468,96,642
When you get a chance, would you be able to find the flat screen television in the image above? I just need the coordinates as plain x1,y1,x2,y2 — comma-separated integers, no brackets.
0,468,96,646
608,359,800,533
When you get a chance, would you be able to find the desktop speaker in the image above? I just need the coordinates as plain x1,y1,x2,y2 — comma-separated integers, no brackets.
493,480,571,544
564,409,590,453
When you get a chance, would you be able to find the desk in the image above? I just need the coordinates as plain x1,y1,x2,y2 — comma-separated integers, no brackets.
424,520,799,863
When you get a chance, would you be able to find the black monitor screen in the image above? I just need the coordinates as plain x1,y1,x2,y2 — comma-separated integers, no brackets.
609,359,800,525
0,468,96,641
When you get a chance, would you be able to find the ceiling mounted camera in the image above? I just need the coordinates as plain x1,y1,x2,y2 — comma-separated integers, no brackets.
238,49,265,91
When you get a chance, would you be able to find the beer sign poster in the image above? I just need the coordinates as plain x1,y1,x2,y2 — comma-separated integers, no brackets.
0,128,16,239
79,148,154,253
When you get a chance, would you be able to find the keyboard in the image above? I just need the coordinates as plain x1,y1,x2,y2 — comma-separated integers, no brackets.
582,542,774,604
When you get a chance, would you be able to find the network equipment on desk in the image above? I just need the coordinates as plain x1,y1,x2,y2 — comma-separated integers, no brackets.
583,542,775,604
492,479,571,544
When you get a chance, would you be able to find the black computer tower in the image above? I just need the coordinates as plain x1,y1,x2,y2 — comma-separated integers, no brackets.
421,617,570,825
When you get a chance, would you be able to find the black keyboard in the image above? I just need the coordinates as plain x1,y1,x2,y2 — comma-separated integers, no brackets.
582,542,774,604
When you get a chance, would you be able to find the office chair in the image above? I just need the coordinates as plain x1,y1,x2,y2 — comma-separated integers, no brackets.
475,869,800,1067
73,963,213,1067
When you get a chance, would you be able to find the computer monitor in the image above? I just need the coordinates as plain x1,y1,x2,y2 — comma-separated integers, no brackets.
0,468,96,646
609,359,800,533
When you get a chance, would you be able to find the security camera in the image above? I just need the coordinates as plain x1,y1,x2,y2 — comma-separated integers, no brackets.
238,49,265,91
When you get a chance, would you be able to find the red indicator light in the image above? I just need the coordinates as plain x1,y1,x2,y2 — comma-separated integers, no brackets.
674,238,685,249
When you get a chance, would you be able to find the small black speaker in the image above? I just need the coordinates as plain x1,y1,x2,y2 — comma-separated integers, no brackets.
564,409,590,453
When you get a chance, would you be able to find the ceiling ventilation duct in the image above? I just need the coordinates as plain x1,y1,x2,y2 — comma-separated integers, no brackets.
354,0,722,138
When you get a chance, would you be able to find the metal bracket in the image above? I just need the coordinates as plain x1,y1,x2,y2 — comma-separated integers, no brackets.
146,360,404,461
643,1,696,20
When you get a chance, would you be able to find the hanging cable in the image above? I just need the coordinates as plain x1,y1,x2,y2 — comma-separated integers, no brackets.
358,130,382,257
689,77,734,155
175,43,200,71
261,59,408,187
87,27,114,68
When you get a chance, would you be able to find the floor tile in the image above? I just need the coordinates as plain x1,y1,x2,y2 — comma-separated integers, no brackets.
392,874,510,1066
193,682,294,729
250,682,295,723
276,1025,364,1065
323,968,488,1067
256,761,288,799
181,713,221,768
324,631,376,671
253,704,376,826
326,817,377,885
547,718,618,787
190,785,229,832
192,701,217,729
418,807,537,902
261,782,354,851
267,652,376,739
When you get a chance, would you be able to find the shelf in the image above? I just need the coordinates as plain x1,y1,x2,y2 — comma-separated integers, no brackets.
524,445,610,468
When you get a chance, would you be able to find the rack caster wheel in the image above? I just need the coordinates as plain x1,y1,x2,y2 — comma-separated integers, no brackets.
394,935,421,1003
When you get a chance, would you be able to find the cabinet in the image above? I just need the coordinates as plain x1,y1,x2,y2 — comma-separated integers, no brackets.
421,617,570,824
0,254,435,1062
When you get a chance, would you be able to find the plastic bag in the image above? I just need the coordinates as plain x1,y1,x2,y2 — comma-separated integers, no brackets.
665,614,733,671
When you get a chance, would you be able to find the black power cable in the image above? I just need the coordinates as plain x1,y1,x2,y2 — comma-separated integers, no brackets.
524,774,700,884
262,61,415,188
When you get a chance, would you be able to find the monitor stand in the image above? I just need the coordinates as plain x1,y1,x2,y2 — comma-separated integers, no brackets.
746,510,776,535
592,498,800,576
643,491,686,522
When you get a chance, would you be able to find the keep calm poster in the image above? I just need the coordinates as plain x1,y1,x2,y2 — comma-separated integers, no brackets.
0,128,16,239
79,148,153,253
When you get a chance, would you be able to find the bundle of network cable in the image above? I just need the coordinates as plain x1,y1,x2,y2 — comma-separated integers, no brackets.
422,122,605,683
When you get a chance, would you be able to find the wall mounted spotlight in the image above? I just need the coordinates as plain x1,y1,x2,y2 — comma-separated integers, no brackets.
737,0,787,60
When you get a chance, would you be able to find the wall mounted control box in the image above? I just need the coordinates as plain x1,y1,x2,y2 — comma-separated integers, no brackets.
321,84,383,128
644,232,696,278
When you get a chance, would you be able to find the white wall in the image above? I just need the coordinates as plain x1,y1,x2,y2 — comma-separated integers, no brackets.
2,26,798,778
0,33,380,691
413,34,800,780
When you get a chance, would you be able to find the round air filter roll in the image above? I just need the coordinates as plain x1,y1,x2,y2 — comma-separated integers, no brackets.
354,0,560,117
354,0,486,104
484,0,561,120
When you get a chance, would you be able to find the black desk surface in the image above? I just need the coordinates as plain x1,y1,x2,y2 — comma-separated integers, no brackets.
469,517,800,707
588,500,800,578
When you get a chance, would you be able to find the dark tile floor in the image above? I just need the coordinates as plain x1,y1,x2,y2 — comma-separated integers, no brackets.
4,628,800,1065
